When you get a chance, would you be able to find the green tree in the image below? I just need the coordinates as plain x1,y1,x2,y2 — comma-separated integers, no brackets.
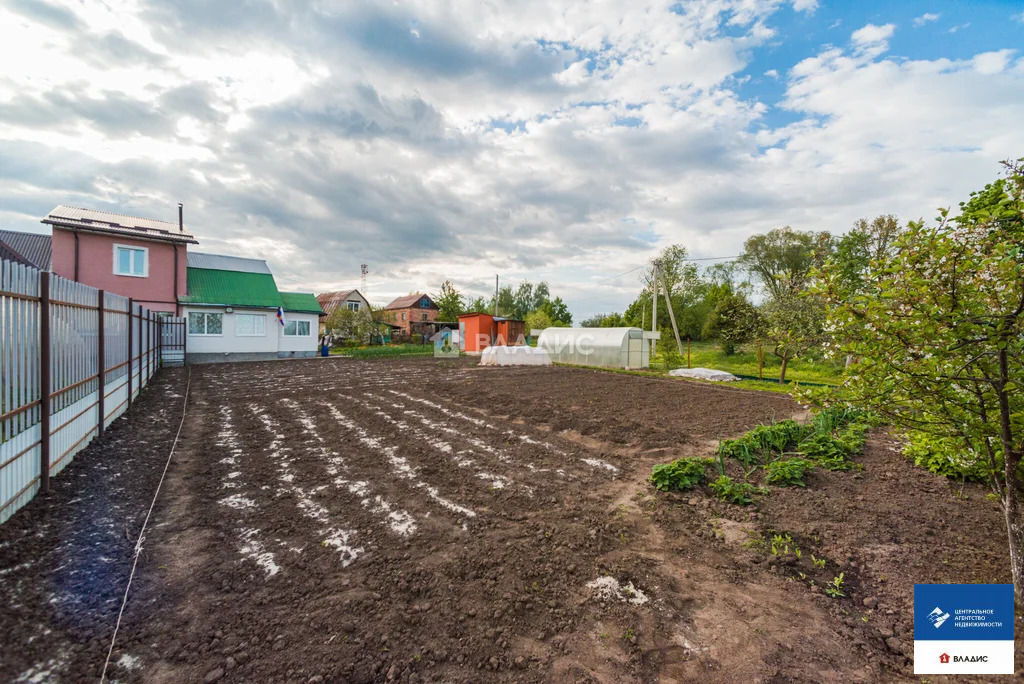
703,291,761,354
465,295,489,313
434,280,464,321
580,312,626,327
819,161,1024,602
325,306,375,343
524,309,553,334
831,215,903,298
738,227,834,300
540,296,572,325
760,291,826,382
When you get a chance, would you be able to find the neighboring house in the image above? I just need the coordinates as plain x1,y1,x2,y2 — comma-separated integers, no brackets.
316,289,371,318
0,229,53,270
178,252,322,363
383,293,438,336
41,205,195,314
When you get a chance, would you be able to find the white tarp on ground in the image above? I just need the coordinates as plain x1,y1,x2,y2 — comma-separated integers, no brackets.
669,367,739,381
479,345,553,366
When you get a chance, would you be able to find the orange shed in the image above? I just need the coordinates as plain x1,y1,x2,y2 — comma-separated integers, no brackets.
458,313,496,353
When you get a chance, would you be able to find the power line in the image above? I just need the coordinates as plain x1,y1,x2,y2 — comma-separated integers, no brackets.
596,254,740,283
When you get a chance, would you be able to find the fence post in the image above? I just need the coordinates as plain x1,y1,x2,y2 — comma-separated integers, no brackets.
127,298,133,409
687,337,691,369
757,340,763,381
146,311,151,384
39,271,51,494
97,289,105,436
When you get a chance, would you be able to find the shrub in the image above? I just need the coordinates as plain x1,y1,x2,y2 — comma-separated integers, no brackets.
765,458,815,486
903,430,994,482
709,475,762,505
649,458,714,492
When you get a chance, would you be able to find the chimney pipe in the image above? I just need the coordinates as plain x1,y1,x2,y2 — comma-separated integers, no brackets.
178,203,184,233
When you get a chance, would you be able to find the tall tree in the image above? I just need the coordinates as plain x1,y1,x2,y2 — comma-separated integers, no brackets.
540,296,572,326
831,215,903,298
434,280,464,321
819,161,1024,602
738,227,834,300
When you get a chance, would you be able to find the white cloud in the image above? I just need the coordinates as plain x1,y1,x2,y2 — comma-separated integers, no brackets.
0,2,1021,319
949,22,970,33
913,13,940,27
973,50,1014,75
791,0,819,12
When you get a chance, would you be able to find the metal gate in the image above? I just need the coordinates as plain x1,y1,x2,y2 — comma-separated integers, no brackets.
159,316,187,366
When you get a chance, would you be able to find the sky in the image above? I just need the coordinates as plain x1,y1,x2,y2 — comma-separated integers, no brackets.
0,0,1021,319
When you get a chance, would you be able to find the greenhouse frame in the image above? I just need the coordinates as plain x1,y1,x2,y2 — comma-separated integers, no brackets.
535,327,660,369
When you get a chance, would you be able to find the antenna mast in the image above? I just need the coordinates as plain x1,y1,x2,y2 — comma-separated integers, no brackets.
361,264,368,301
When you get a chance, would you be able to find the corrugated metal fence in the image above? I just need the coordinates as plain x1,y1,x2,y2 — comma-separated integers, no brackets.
0,258,185,524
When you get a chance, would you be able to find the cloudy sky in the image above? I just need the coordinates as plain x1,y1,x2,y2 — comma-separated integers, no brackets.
1,0,1022,318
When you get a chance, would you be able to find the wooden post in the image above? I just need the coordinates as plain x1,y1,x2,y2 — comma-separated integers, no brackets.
97,290,105,436
39,272,51,493
758,340,763,381
127,299,133,408
147,311,152,383
651,262,658,360
658,270,685,357
687,337,691,369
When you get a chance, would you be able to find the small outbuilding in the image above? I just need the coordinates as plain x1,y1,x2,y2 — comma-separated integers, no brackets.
536,327,659,369
457,313,525,353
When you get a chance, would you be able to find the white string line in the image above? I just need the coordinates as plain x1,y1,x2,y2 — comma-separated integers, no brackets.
100,365,193,683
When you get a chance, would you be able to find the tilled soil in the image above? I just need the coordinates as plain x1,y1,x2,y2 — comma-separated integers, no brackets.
1,357,1018,682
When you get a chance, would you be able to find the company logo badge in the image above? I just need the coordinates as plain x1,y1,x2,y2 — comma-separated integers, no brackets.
928,606,950,628
913,584,1014,675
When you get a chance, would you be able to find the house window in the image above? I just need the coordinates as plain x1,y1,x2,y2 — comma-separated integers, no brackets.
235,313,266,336
420,298,430,308
114,244,147,277
283,320,310,336
188,312,223,335
421,313,428,321
401,313,407,321
347,301,360,311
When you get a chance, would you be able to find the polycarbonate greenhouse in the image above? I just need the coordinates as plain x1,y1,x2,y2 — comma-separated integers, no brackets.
535,327,658,369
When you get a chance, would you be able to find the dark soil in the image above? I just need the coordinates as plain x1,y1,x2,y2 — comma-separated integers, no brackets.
0,356,1019,682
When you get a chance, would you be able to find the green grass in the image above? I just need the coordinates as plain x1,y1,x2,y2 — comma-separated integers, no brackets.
331,343,435,359
658,341,842,386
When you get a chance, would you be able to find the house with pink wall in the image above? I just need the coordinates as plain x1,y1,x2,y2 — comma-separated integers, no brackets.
42,205,196,314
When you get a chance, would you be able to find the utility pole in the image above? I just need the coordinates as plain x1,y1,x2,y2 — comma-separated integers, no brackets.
651,261,658,358
659,269,685,357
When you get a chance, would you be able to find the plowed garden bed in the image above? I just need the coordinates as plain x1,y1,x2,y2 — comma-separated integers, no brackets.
1,357,1017,682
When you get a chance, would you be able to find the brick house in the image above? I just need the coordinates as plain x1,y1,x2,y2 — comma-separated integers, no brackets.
40,205,197,314
383,293,438,335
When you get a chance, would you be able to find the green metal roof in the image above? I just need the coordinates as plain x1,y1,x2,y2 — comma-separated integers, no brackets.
180,268,283,309
280,291,323,314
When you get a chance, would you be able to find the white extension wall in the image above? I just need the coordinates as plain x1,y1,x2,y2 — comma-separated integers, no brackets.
277,312,320,353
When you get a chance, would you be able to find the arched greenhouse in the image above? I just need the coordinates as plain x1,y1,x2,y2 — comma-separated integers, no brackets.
535,327,659,369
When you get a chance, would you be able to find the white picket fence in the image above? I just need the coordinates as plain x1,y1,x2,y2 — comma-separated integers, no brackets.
0,258,177,524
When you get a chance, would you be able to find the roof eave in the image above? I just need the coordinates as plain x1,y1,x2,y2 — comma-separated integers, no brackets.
43,219,199,245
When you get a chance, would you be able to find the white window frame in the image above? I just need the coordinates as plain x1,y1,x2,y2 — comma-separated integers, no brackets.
235,313,267,337
283,320,311,337
188,311,223,336
113,244,149,278
347,301,360,311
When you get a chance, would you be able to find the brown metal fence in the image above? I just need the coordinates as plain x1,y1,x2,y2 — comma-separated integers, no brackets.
0,258,181,523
